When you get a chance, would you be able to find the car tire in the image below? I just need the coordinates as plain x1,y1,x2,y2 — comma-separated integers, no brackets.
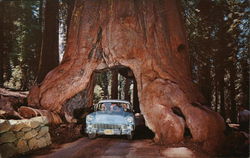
88,133,96,139
127,132,134,140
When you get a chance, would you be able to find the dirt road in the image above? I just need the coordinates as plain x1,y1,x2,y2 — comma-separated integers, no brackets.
32,137,165,158
31,136,210,158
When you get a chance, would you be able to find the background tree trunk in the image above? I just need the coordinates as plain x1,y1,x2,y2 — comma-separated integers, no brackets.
65,0,75,40
0,2,12,87
0,4,4,87
28,0,225,153
133,80,140,113
111,70,118,99
240,58,249,106
124,78,131,101
229,63,237,123
37,0,59,83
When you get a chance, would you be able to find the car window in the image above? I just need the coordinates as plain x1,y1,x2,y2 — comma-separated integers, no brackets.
95,102,132,112
96,103,108,111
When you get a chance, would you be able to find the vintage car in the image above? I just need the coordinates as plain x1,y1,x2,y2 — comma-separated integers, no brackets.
85,99,135,140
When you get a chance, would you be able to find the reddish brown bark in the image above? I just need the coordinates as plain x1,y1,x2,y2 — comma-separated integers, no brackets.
28,0,225,153
18,106,62,124
0,88,28,118
62,74,95,122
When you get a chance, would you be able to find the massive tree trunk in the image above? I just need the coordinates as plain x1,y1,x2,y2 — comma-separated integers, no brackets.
28,0,225,153
37,0,59,83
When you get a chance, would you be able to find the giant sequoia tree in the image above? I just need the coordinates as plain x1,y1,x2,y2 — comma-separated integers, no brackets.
28,0,225,152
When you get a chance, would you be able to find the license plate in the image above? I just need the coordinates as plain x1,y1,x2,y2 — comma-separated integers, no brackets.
104,129,114,135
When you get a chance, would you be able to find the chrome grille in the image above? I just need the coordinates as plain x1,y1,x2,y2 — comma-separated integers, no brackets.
93,124,121,129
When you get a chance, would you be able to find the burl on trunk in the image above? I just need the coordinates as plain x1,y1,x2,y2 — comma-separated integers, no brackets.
28,0,225,152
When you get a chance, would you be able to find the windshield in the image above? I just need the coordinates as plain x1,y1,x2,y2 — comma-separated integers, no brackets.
95,102,132,112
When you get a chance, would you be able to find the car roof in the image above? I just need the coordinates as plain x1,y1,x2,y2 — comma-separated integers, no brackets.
98,99,130,104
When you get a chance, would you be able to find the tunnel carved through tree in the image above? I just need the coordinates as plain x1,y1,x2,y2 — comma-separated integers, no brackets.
27,0,225,153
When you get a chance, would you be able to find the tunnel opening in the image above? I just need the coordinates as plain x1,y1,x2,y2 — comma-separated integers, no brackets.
91,65,154,139
92,65,139,110
64,65,155,139
62,66,140,121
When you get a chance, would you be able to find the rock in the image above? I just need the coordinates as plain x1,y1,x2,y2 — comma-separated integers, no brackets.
9,120,29,132
0,120,11,134
30,116,49,125
0,116,51,156
28,135,50,150
43,133,52,145
35,126,41,130
38,138,47,148
30,121,41,128
9,117,47,132
22,127,32,132
24,129,38,140
28,137,39,150
0,131,16,144
35,133,51,148
8,119,19,125
12,123,28,131
161,147,195,158
16,139,29,153
15,131,25,138
37,126,49,138
0,143,17,158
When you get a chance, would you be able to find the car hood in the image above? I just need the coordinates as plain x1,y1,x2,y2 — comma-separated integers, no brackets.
89,111,133,124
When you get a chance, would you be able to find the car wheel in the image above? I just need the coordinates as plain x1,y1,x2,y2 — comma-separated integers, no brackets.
127,132,134,140
88,133,96,139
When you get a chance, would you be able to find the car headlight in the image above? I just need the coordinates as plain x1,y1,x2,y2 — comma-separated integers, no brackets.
86,115,94,122
87,124,93,128
126,117,133,123
121,125,127,129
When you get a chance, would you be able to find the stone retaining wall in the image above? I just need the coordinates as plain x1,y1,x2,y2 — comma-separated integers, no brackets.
0,116,51,158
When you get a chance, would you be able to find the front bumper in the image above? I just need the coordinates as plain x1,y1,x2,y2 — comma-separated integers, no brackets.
86,124,134,135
